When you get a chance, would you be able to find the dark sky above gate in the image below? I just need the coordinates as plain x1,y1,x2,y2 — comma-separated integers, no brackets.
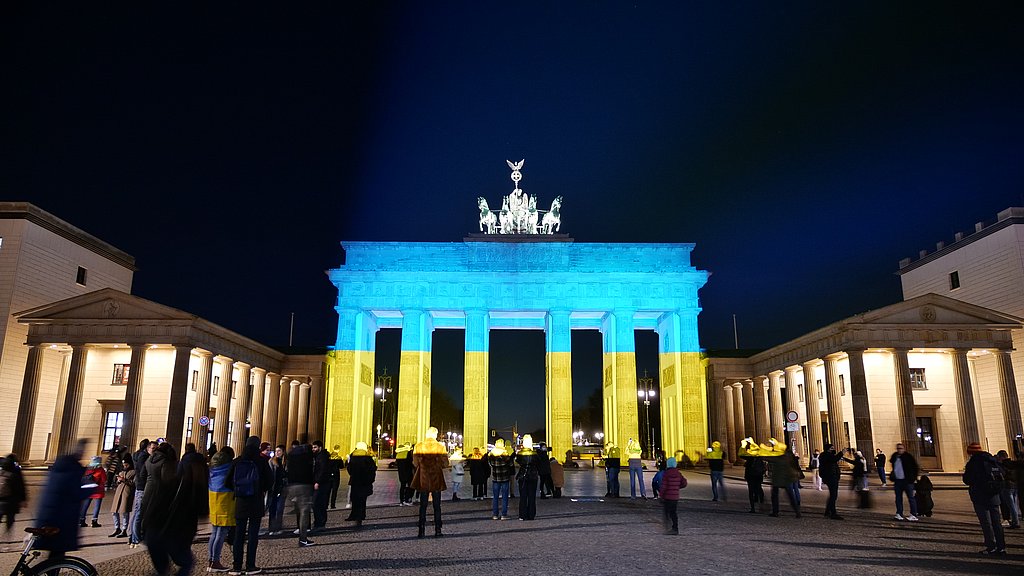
5,3,1024,433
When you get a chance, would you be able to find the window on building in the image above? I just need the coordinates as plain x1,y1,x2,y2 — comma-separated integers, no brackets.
949,271,960,290
839,374,846,396
910,368,927,390
112,364,130,385
916,417,936,457
816,379,823,399
843,422,851,449
213,375,220,396
186,417,193,440
101,411,124,451
191,370,199,391
227,421,233,448
76,266,88,286
798,384,804,399
232,380,237,399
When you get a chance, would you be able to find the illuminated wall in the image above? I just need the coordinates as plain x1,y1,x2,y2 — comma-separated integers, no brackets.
327,240,708,459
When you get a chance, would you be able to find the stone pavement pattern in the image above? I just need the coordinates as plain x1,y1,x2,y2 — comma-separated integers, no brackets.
2,467,1022,575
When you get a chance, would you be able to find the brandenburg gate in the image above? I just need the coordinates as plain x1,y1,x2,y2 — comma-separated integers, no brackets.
325,161,710,461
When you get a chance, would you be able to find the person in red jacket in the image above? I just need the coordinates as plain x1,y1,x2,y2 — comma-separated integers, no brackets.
658,457,687,535
80,456,107,528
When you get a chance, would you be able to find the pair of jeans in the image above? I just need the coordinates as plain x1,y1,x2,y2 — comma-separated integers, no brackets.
418,491,442,531
313,485,330,528
710,471,726,501
80,498,102,522
492,480,510,517
233,513,261,570
208,525,230,564
288,483,314,540
608,465,620,495
999,487,1020,527
973,500,1006,550
266,491,284,532
473,483,486,498
518,477,538,519
771,485,800,515
824,477,840,516
746,480,764,511
111,511,129,531
129,488,144,543
893,479,918,516
628,459,647,498
662,499,678,530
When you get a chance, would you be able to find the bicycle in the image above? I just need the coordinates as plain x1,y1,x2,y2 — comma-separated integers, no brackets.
7,527,97,576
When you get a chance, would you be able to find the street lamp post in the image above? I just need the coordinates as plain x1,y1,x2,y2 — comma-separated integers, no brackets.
637,370,656,459
375,368,392,458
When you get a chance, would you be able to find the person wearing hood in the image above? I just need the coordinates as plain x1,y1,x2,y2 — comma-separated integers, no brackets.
225,436,273,574
468,447,490,501
0,453,27,534
141,441,208,576
207,445,236,573
515,435,541,520
963,442,1006,555
345,442,377,527
449,449,465,501
487,439,514,520
549,456,564,498
35,439,92,559
395,442,415,506
79,455,107,528
659,457,687,535
411,426,450,538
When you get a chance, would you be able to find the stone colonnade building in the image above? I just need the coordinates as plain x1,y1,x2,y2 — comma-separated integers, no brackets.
706,294,1024,472
12,288,327,463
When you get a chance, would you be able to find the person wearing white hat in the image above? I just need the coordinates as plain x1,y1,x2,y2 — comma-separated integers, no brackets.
345,442,376,528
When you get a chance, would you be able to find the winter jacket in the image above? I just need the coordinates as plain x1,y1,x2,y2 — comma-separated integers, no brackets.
659,467,686,501
208,452,236,527
963,451,1001,506
35,454,90,553
134,448,151,491
225,438,273,518
347,451,377,498
549,459,565,488
890,451,919,482
83,468,106,498
765,453,800,488
287,444,315,485
468,454,490,485
0,458,27,507
488,452,515,483
111,469,136,514
515,449,541,481
142,444,209,549
411,438,449,493
817,450,843,482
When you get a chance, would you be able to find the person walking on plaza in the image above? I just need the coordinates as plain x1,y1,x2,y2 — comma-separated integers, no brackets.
80,456,107,527
311,440,331,531
875,448,888,486
604,442,621,497
488,439,514,520
889,442,920,521
743,452,766,514
817,444,844,520
626,438,648,499
659,457,687,535
0,453,27,534
207,445,235,573
345,442,377,527
963,442,1007,554
129,439,155,548
141,441,209,576
448,449,465,501
266,445,287,535
515,435,541,520
469,447,490,500
537,444,553,499
995,450,1020,529
809,449,822,491
707,440,726,502
395,442,415,506
549,456,564,498
109,456,135,538
226,436,273,575
411,426,450,538
287,440,316,547
36,439,92,560
767,446,802,518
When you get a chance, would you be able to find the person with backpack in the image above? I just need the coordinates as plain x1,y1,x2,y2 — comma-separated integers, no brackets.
0,453,27,534
207,445,235,573
963,441,1006,555
225,436,273,575
994,450,1021,529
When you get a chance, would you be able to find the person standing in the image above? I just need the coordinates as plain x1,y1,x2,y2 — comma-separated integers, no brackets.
207,446,235,573
226,436,272,575
817,444,844,520
604,442,621,497
141,442,209,576
345,442,377,527
963,442,1006,554
764,446,801,518
286,440,315,547
488,440,514,520
994,450,1020,529
266,445,287,535
536,445,553,499
889,442,920,521
311,440,331,531
875,448,888,486
395,442,415,506
468,447,489,501
411,427,449,538
0,453,27,534
80,456,107,528
515,435,541,520
328,445,343,510
809,449,822,491
706,441,726,502
129,439,155,549
103,447,122,491
626,438,648,499
448,450,465,501
109,457,135,537
659,457,687,535
742,451,765,514
549,456,564,498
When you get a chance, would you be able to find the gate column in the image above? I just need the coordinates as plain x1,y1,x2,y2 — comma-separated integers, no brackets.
397,310,433,446
463,309,490,453
601,309,639,454
545,309,573,462
657,310,707,462
327,308,377,453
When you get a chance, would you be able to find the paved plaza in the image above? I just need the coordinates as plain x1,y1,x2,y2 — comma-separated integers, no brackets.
2,465,1022,575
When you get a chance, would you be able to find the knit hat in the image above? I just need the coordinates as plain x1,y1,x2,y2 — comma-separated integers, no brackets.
966,442,983,454
666,457,677,468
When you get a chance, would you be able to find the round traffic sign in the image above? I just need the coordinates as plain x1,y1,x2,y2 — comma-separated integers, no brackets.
786,410,799,423
198,415,211,427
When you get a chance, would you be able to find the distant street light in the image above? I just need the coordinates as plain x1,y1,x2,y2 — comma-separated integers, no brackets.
638,370,656,459
375,368,392,457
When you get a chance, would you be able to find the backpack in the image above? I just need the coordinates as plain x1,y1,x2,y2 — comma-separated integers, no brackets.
233,459,260,498
985,460,1006,497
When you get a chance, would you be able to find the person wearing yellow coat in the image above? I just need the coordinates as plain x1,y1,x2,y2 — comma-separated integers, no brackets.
207,446,236,573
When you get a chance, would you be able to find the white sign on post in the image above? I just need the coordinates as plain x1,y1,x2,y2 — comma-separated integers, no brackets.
785,422,800,432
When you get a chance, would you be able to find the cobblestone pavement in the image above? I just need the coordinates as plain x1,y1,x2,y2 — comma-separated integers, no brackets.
2,466,1022,575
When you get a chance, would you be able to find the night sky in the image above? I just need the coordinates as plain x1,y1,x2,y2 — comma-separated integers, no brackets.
5,3,1023,432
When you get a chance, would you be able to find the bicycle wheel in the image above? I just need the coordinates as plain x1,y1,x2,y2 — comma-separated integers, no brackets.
30,557,97,576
